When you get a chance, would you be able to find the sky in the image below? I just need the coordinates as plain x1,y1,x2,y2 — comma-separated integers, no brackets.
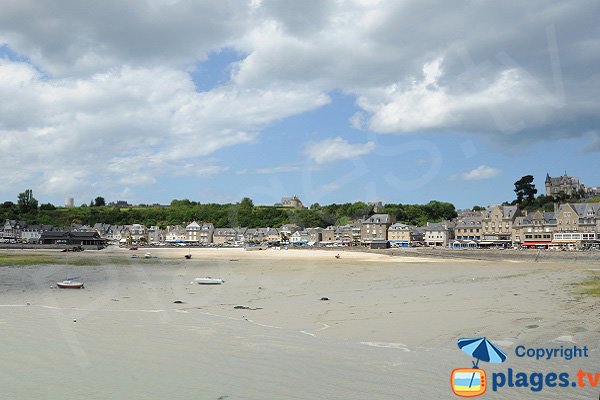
0,0,599,209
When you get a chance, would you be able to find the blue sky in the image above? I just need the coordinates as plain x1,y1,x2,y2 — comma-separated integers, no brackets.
0,1,598,209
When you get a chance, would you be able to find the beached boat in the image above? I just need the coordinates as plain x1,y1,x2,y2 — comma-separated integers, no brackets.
57,277,84,289
195,277,225,285
184,254,192,259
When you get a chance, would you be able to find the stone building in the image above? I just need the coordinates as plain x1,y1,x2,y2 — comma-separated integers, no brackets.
545,173,585,197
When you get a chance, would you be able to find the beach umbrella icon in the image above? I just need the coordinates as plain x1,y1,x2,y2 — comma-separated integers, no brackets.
458,337,507,368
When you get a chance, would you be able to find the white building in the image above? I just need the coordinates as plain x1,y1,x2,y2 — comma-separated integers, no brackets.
129,224,147,242
166,226,187,242
186,221,202,242
424,222,454,247
290,230,309,244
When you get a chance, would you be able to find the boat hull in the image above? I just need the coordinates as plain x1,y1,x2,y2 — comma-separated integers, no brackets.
57,282,84,289
195,278,224,285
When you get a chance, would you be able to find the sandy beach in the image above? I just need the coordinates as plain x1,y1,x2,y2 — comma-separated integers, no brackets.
0,247,599,399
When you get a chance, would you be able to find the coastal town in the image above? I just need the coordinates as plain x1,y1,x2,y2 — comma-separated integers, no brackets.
2,3,600,400
2,173,599,251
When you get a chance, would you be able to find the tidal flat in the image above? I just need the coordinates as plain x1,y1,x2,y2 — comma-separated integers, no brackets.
0,247,598,399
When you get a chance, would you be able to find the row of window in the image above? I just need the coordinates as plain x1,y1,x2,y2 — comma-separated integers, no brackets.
554,233,596,240
524,234,552,239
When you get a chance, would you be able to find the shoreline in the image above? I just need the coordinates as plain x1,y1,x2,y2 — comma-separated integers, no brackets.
1,245,599,265
293,246,600,264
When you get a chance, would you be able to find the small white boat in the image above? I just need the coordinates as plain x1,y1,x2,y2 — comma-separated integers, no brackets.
195,277,225,285
144,252,152,258
57,277,84,289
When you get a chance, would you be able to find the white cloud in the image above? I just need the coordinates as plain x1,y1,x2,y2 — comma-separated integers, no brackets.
455,165,500,181
305,137,375,165
349,112,365,130
0,59,328,199
360,61,561,135
229,1,599,142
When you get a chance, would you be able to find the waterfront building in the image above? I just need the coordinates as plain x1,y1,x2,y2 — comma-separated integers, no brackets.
387,223,412,248
424,222,454,247
165,226,186,242
321,226,336,243
2,220,27,240
454,216,483,242
198,223,215,243
307,227,323,244
361,214,395,244
552,203,600,248
290,230,309,244
512,211,556,249
481,205,520,247
213,228,237,244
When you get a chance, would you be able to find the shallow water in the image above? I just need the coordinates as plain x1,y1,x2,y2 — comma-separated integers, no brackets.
0,259,598,399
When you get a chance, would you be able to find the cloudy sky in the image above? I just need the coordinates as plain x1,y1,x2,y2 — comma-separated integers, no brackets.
1,0,599,208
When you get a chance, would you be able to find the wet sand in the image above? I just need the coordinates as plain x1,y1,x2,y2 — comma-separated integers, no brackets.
0,248,598,399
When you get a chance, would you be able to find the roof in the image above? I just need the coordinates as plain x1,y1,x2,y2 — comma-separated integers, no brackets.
546,174,581,185
214,228,236,236
557,202,600,217
425,224,450,232
520,211,556,225
455,217,483,228
40,231,102,239
503,206,518,219
71,231,102,238
363,214,393,224
388,223,410,230
483,205,519,219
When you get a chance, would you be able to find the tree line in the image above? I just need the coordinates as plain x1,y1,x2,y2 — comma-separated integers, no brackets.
0,191,458,229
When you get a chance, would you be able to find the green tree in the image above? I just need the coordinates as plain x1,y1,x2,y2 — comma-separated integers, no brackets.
472,205,485,211
17,189,38,213
39,203,56,210
514,175,537,203
94,196,106,207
